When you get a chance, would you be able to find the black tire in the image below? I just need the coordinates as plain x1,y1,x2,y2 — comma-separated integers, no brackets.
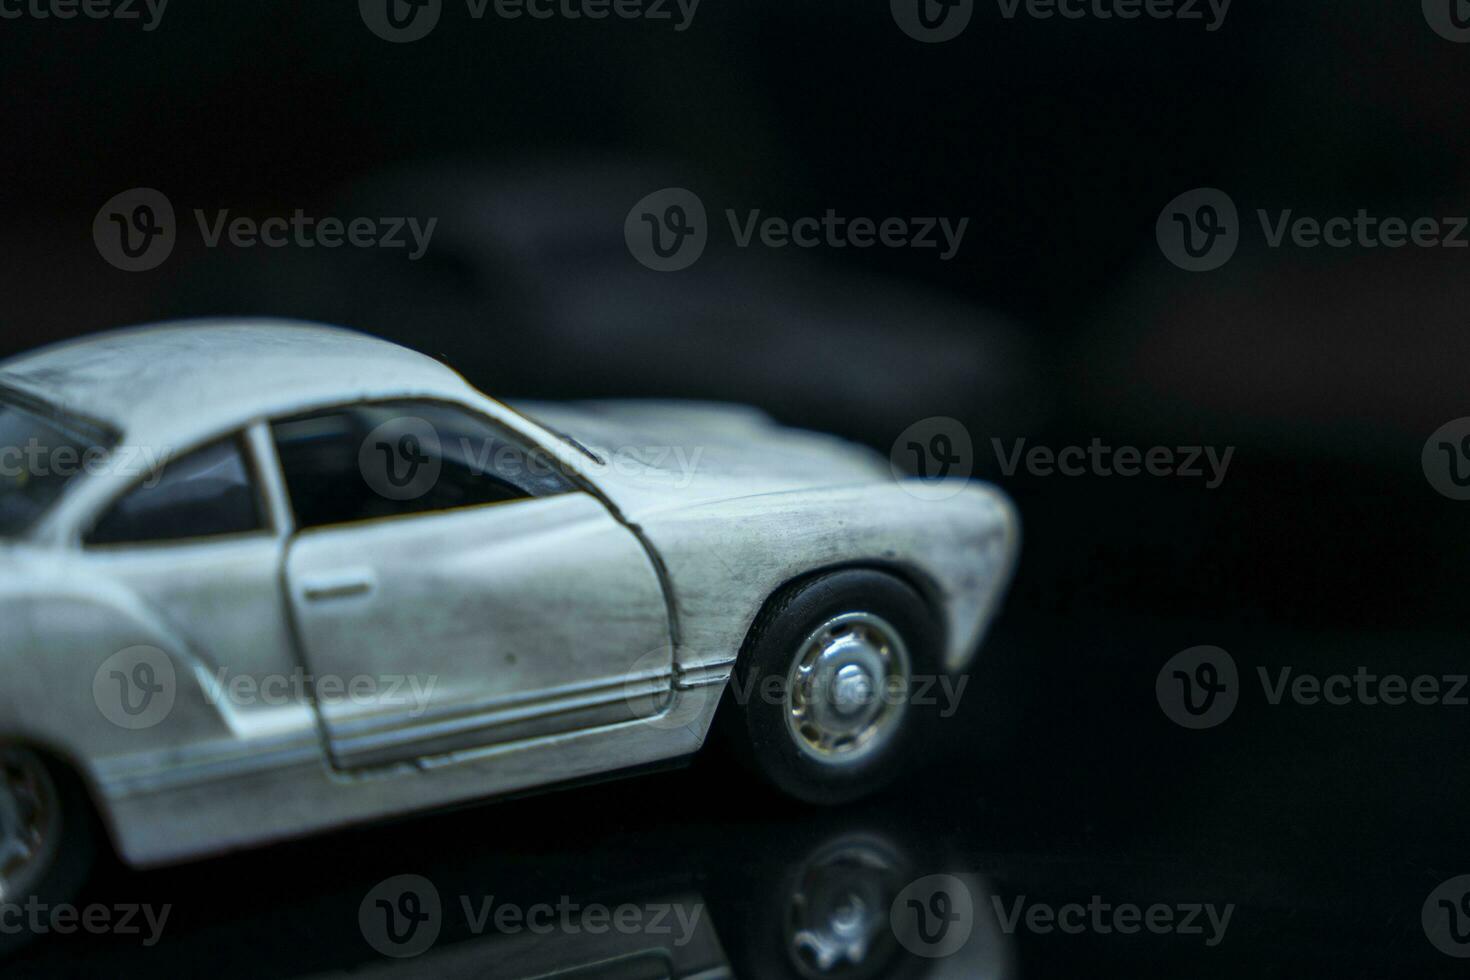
719,569,941,805
0,747,98,958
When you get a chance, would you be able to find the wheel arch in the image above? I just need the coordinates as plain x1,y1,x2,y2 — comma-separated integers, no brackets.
732,560,949,672
0,735,117,856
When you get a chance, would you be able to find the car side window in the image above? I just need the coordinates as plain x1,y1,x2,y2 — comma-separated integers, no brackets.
270,401,574,531
85,436,266,546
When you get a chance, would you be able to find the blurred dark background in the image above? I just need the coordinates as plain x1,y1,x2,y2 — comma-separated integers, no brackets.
3,2,1468,975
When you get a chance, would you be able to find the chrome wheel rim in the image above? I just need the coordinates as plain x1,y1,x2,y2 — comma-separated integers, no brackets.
0,748,60,903
784,612,910,766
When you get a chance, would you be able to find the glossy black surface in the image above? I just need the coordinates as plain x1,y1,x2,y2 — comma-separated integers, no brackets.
8,596,1465,977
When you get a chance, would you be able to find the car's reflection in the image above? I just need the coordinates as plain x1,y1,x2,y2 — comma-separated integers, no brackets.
6,798,1015,980
319,887,727,979
3,695,1425,979
786,832,912,975
716,830,1010,980
308,825,1011,980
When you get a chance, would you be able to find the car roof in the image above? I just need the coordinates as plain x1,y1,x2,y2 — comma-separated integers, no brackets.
0,319,475,445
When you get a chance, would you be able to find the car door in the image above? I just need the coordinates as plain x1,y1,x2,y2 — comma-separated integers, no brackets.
269,399,673,770
78,430,310,751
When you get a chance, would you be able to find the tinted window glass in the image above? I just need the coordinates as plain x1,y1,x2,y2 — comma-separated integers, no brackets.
0,392,117,537
86,437,264,545
271,401,573,530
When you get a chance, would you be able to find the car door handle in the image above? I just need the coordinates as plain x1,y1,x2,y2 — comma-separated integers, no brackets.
299,570,376,601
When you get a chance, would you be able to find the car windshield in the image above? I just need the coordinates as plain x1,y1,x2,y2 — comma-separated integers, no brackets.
0,390,118,537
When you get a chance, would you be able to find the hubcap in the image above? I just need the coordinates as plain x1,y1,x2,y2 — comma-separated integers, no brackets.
785,612,910,766
0,748,60,903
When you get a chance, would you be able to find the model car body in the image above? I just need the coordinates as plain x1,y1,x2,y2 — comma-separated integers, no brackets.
0,320,1017,904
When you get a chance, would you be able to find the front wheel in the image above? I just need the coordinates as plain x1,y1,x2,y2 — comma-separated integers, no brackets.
720,569,942,805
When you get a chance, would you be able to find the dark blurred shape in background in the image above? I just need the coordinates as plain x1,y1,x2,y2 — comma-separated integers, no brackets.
171,159,1043,446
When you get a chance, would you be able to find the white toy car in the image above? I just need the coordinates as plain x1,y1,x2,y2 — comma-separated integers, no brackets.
0,320,1017,910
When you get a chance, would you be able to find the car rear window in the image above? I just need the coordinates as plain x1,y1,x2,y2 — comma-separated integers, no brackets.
0,388,118,536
